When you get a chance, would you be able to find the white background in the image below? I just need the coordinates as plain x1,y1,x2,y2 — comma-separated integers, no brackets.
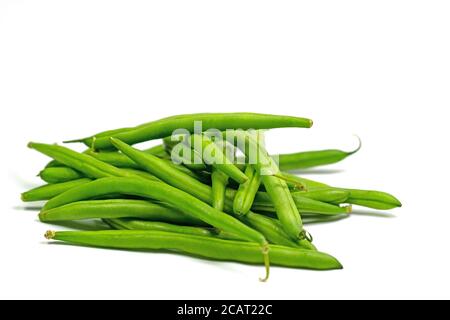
1,1,449,300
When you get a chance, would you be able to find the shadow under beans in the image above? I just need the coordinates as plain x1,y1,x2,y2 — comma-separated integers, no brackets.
13,205,43,212
350,209,396,219
44,242,336,272
303,214,350,225
287,169,344,175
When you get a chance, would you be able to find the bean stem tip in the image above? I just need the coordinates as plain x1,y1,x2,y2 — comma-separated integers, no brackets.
44,230,56,240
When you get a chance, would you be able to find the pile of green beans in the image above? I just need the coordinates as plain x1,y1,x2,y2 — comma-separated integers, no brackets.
21,112,401,281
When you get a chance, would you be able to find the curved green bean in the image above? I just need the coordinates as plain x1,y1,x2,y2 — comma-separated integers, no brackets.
45,230,342,270
21,179,92,202
68,113,313,150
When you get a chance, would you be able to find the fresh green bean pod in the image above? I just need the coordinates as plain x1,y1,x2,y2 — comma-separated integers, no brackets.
252,193,350,215
233,166,262,215
104,219,218,237
276,175,401,209
211,168,229,211
21,179,92,202
42,177,268,248
104,218,241,241
338,188,402,209
278,139,361,171
69,113,313,150
28,142,140,180
39,167,83,183
189,134,248,184
85,144,168,169
39,199,205,226
45,230,342,270
291,188,350,204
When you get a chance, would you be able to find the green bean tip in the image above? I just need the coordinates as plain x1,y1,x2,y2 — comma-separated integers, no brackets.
44,230,56,240
345,204,353,213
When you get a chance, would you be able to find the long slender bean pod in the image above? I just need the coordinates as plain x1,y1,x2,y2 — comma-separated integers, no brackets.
252,192,350,215
104,219,219,238
21,179,92,202
28,142,140,180
39,199,205,226
291,188,350,204
338,188,402,209
278,137,361,170
45,230,342,270
84,144,168,169
68,113,313,150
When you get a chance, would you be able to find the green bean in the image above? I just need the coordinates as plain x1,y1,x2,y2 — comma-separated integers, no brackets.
104,218,240,240
291,188,350,204
68,113,313,150
104,219,218,238
39,199,205,226
102,138,314,250
43,177,270,279
233,166,262,215
21,179,92,202
338,188,402,210
229,131,304,240
211,168,229,211
84,144,168,169
277,173,329,190
252,193,350,215
45,230,342,270
189,134,248,184
28,142,140,180
39,167,84,183
278,138,361,171
276,174,401,210
242,212,316,250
